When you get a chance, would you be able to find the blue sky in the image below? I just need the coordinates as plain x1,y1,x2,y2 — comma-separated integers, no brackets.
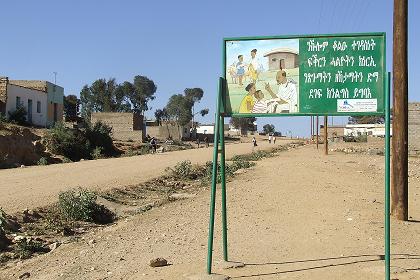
0,0,418,137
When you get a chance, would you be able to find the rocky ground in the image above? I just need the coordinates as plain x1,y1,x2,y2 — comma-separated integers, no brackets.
0,142,418,280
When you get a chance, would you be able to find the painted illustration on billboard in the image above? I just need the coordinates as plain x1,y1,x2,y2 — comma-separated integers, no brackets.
225,39,300,114
224,34,385,116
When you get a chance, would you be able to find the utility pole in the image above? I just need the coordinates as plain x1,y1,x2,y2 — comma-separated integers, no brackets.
391,0,408,221
310,116,313,142
316,116,319,149
324,115,328,155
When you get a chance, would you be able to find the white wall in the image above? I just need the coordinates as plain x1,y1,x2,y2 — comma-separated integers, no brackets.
5,85,48,127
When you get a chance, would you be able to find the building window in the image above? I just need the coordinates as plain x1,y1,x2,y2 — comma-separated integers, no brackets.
37,101,41,113
16,96,21,109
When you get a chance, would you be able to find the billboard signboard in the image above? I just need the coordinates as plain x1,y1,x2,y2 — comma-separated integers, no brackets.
224,33,385,116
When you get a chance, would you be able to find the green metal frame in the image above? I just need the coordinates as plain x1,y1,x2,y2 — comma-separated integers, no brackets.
206,32,391,280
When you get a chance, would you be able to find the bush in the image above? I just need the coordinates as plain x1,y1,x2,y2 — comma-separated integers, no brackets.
15,238,49,259
37,157,48,166
91,146,103,160
58,188,97,222
58,188,114,224
85,122,115,156
8,106,27,126
45,123,90,161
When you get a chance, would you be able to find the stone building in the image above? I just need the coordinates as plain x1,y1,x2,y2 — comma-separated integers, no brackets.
409,102,420,155
91,112,145,141
0,77,64,127
263,48,299,70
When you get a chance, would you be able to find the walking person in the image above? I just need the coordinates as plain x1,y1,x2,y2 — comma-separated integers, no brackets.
268,134,272,144
204,136,209,148
197,137,201,148
252,136,257,151
273,135,276,144
150,137,157,154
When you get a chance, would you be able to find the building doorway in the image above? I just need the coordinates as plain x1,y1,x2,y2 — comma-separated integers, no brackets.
27,99,33,124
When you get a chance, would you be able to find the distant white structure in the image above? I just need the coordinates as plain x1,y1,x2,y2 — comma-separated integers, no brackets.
196,123,230,135
344,124,392,137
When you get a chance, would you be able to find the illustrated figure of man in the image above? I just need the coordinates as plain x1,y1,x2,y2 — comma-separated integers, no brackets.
251,90,280,114
239,83,256,113
265,70,298,113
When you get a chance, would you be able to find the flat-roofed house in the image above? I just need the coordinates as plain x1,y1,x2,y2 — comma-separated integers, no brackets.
0,77,64,127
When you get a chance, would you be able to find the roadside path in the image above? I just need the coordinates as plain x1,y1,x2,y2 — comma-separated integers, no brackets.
0,140,293,213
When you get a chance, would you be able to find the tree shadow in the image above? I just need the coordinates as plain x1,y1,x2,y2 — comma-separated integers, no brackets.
230,254,420,279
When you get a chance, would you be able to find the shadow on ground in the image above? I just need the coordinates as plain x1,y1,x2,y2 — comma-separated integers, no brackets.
230,254,420,279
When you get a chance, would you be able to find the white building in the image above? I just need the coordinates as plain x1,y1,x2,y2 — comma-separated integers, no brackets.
344,124,392,137
2,80,47,127
0,77,64,127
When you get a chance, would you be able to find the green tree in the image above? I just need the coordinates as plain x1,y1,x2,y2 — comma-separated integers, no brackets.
126,76,157,114
166,94,192,127
262,124,275,134
154,108,168,125
64,95,80,121
80,76,157,119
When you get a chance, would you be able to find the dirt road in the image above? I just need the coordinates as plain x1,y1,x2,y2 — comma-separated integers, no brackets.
0,140,292,213
1,144,419,280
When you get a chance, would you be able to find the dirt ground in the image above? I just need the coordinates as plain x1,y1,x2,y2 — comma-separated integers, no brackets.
0,142,419,280
0,139,291,214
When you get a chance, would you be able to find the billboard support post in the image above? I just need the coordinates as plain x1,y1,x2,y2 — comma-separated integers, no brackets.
206,78,223,274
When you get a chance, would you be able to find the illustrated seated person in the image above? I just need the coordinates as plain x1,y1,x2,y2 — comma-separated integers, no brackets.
265,69,298,113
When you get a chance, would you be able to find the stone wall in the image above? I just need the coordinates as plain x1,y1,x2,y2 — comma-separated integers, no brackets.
91,112,144,141
409,102,420,155
0,77,8,115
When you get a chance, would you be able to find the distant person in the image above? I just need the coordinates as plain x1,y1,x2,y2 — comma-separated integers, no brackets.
252,136,257,151
273,135,276,144
150,137,157,153
197,137,201,148
268,134,272,144
204,136,209,147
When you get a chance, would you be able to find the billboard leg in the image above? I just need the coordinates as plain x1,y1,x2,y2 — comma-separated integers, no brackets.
219,114,228,261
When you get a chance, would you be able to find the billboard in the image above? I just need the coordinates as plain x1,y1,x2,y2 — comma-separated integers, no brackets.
224,33,385,116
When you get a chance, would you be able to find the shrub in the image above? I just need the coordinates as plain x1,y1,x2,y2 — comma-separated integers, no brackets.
62,157,72,163
44,123,90,161
58,188,97,222
15,238,48,259
37,157,48,166
8,106,27,126
58,188,114,224
0,114,7,123
85,122,115,156
91,146,103,160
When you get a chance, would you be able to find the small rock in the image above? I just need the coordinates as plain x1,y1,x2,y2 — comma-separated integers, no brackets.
88,239,96,246
19,272,30,279
149,257,168,267
20,165,25,168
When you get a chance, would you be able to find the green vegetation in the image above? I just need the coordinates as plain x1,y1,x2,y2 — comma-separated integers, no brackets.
7,106,27,126
37,157,49,166
262,124,275,134
45,122,116,161
58,188,114,224
15,238,48,259
80,75,157,119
